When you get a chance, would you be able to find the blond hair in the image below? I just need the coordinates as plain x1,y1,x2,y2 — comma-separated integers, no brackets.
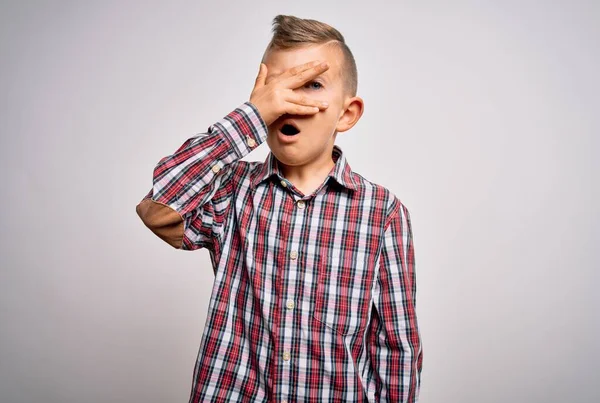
261,15,358,97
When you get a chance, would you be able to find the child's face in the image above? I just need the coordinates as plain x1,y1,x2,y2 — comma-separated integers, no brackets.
262,42,363,168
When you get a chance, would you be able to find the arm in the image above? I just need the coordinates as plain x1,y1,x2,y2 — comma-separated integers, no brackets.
135,101,267,252
369,199,423,402
135,59,331,252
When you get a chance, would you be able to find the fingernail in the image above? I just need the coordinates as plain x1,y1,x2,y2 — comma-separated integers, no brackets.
322,102,329,107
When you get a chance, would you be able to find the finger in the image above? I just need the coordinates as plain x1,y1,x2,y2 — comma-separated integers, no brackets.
273,60,323,84
286,91,329,109
284,102,321,115
254,63,267,89
283,62,330,89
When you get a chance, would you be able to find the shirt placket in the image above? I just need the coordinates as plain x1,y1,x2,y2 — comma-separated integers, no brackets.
275,178,310,403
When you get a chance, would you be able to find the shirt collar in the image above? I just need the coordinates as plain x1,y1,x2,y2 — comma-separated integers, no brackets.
250,144,359,191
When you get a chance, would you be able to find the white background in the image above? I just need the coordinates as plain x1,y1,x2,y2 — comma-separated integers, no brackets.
1,1,597,402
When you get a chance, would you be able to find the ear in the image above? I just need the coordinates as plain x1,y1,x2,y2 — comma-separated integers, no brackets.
336,96,364,133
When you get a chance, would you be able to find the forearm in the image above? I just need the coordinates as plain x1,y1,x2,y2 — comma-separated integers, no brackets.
143,101,266,212
136,101,267,249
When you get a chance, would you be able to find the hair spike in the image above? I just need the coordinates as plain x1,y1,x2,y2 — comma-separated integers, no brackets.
262,14,357,97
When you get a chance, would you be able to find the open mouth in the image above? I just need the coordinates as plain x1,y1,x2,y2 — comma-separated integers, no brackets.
280,123,300,136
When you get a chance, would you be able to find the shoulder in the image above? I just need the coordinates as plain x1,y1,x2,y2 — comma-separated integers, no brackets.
350,171,409,230
222,159,260,176
224,159,264,187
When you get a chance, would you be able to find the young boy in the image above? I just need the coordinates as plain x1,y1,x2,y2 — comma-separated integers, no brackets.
136,14,422,403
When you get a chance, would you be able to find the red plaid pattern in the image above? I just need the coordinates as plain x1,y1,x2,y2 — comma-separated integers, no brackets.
137,102,423,402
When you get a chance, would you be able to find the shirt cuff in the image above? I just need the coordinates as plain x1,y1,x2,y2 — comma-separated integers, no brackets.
209,101,268,158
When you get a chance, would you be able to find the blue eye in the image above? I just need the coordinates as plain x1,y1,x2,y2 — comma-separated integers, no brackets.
305,81,323,90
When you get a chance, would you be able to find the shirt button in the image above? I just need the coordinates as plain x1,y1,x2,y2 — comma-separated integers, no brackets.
211,164,220,173
289,250,298,260
286,299,295,309
280,180,287,188
282,351,291,361
247,136,256,147
296,200,305,209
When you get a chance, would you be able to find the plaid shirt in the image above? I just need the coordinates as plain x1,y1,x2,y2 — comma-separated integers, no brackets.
136,102,423,402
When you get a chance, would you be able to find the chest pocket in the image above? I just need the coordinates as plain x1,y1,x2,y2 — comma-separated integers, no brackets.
312,257,371,336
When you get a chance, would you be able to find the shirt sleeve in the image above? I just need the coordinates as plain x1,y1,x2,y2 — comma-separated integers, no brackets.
135,101,267,252
369,199,423,402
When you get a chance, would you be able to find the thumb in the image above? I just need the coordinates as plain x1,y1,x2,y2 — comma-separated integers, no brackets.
254,63,267,88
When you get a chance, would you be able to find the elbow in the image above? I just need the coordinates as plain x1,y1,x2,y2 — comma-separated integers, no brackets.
136,198,184,249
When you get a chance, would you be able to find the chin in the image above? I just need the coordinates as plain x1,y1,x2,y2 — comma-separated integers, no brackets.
271,148,301,163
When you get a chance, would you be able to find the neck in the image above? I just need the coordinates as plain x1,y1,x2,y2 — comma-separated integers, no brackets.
278,148,336,193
